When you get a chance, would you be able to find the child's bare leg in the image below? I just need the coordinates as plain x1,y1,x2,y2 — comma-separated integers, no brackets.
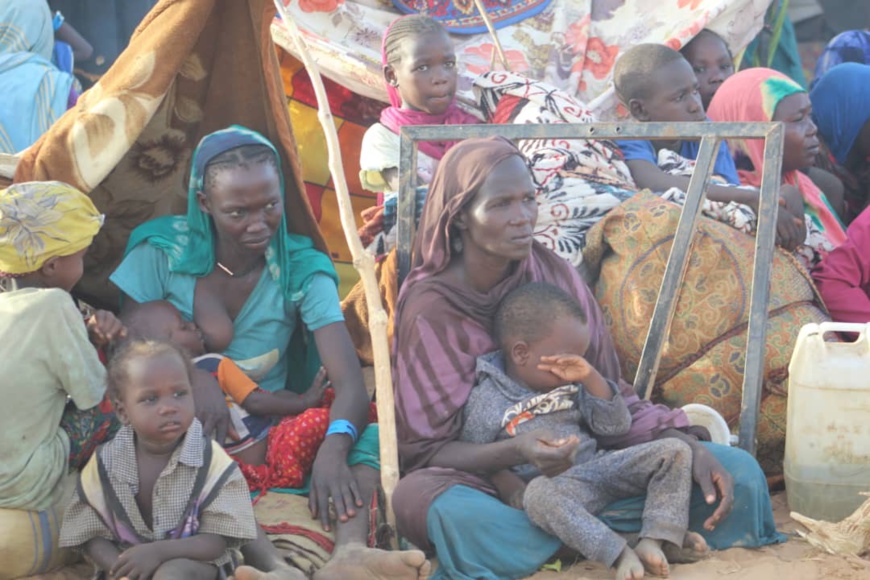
634,539,669,577
313,465,430,580
662,531,709,563
237,527,308,579
614,547,645,580
234,439,268,466
152,559,219,580
629,439,696,577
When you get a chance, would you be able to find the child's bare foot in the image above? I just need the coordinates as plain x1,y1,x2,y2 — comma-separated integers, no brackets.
312,544,430,580
634,538,669,577
662,531,709,563
614,547,645,580
234,564,308,580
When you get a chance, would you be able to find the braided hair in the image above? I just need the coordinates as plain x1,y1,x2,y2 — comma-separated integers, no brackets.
383,14,448,66
203,144,278,192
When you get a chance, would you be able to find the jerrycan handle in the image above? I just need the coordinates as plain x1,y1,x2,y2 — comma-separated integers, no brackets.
817,322,870,350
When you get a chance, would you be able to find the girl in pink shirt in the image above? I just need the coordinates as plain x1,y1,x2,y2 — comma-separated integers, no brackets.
813,205,870,322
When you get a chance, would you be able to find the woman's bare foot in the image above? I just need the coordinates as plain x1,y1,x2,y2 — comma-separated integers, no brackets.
234,564,308,580
634,538,669,577
662,531,710,564
312,544,430,580
614,547,645,580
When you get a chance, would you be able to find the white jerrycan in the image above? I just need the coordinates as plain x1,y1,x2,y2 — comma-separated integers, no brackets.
784,322,870,522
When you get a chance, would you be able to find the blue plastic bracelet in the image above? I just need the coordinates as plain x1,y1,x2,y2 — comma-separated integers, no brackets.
53,11,65,32
326,419,358,443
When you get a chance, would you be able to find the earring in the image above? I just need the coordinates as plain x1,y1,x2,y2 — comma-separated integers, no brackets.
390,80,398,87
451,236,464,254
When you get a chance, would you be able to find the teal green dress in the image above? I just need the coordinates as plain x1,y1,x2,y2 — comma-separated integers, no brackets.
110,124,380,477
111,242,343,393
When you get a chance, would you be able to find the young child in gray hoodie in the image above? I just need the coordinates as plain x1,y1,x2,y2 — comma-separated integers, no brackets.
460,282,702,580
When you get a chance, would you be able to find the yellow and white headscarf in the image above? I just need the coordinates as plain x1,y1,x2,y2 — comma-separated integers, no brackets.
0,181,103,276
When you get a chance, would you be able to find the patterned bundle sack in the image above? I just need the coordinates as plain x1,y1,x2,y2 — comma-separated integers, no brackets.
583,192,829,475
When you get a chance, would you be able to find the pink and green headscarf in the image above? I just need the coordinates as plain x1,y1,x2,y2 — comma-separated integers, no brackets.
707,67,846,249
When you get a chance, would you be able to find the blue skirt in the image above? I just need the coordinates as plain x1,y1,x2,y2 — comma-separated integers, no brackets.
426,443,786,580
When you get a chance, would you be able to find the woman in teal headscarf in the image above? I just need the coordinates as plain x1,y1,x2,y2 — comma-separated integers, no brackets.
0,0,78,153
112,125,430,579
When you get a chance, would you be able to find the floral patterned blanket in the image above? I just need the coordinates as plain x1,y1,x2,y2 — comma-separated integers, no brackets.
475,71,636,267
274,0,770,120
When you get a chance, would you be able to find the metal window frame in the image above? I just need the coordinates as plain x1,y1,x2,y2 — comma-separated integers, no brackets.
397,122,785,455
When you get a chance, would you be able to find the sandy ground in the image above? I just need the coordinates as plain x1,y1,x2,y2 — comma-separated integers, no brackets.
526,493,870,580
25,493,870,580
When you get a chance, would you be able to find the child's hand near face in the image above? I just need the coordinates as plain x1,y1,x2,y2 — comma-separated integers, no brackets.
537,354,598,383
87,310,127,347
537,354,612,401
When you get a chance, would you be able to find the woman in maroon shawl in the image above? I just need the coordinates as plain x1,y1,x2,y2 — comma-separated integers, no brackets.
391,137,783,579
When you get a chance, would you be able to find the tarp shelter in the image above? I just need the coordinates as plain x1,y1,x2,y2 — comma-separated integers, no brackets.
4,0,327,309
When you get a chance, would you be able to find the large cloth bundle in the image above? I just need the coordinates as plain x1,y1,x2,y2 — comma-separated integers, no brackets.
0,476,77,579
584,192,829,475
7,0,326,309
273,0,770,120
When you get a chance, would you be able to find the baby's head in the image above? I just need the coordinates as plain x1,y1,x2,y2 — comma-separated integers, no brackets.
614,44,706,123
382,15,457,115
107,340,196,450
121,300,206,357
681,30,734,110
495,282,591,393
0,181,103,291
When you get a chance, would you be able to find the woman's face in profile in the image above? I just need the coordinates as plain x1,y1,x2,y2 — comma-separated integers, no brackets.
199,162,284,253
455,155,538,262
773,92,819,173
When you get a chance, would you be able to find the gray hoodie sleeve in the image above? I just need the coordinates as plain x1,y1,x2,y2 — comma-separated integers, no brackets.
577,379,632,437
460,379,509,445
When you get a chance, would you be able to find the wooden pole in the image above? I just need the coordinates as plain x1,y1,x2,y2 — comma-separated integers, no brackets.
272,1,400,547
473,0,510,71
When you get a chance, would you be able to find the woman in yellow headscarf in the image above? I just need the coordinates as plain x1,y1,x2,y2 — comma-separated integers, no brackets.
0,181,122,514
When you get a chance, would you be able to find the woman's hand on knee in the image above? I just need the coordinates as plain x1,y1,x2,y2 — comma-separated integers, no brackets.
516,430,579,478
309,436,363,531
691,444,734,531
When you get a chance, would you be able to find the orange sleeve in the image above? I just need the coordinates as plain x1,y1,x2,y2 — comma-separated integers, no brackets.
216,358,259,404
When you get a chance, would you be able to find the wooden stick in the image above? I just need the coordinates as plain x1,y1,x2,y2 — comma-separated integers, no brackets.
272,1,400,547
473,0,510,71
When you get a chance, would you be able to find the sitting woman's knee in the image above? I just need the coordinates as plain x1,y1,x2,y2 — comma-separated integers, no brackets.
152,558,218,580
